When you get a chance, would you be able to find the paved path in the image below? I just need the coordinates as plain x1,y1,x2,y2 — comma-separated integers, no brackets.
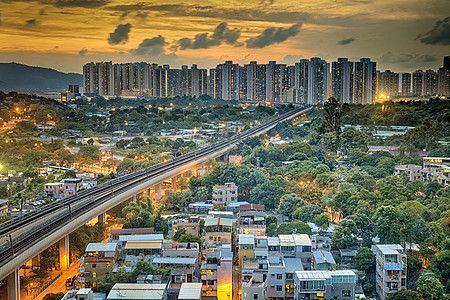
28,262,80,300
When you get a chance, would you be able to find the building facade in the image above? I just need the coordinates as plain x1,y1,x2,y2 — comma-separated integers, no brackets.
374,244,407,299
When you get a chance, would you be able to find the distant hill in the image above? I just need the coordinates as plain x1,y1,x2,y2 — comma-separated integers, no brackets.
0,63,82,93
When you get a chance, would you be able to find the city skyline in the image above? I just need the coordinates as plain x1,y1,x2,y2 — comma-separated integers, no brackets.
0,0,449,73
81,56,449,103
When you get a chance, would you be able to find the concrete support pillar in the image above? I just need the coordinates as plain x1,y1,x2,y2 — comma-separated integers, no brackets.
59,235,70,270
171,177,176,188
98,212,106,224
7,269,20,300
156,183,162,200
32,255,40,268
131,195,137,203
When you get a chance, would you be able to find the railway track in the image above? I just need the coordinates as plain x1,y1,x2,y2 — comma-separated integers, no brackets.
0,106,310,273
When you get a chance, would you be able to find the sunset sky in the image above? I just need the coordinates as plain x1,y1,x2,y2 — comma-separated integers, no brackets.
0,0,449,73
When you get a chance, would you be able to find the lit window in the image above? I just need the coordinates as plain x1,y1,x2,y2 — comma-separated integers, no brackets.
342,290,351,297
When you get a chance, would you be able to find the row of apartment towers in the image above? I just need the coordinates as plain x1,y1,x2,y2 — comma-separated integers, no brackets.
83,56,450,104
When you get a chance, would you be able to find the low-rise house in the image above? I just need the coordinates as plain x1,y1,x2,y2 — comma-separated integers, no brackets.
238,210,267,236
44,182,63,197
201,245,233,300
278,234,312,270
394,164,422,181
170,216,200,238
9,176,30,187
114,233,162,253
340,249,357,264
204,217,233,247
109,228,155,244
267,255,303,299
373,244,407,299
163,241,200,272
212,183,238,207
312,250,336,271
241,272,267,300
81,243,118,288
0,199,8,218
62,178,83,196
188,202,214,213
226,201,249,212
124,240,163,256
294,270,357,300
178,283,202,300
107,283,168,300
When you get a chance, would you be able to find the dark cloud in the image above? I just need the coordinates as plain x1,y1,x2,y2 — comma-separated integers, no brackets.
337,37,357,45
51,0,109,8
177,22,241,50
108,23,131,45
246,24,301,48
417,16,450,45
131,35,167,56
1,0,109,8
280,54,304,64
79,48,88,56
107,4,353,27
381,52,438,64
26,19,37,25
416,54,439,63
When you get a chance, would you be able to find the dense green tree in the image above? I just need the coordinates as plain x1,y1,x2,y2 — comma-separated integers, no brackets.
43,293,65,300
277,220,312,235
173,228,187,240
354,247,375,274
267,223,277,237
294,205,323,223
340,127,368,153
313,213,330,231
318,97,344,151
121,197,159,228
331,218,358,249
179,233,202,246
0,108,10,122
278,194,304,218
373,206,404,244
116,139,131,149
250,181,282,209
432,250,450,293
416,271,444,300
347,214,375,247
389,290,421,300
407,255,422,289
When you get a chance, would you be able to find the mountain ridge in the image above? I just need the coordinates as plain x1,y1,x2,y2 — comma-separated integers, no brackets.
0,62,83,93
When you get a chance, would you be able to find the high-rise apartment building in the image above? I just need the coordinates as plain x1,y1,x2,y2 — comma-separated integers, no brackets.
308,57,328,105
220,61,241,100
294,59,310,103
83,62,207,97
353,58,376,104
266,61,287,102
412,70,424,96
331,58,352,103
377,70,399,98
401,73,412,96
444,56,450,96
423,69,438,96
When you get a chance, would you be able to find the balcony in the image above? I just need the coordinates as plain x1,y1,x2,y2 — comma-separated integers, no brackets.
384,262,404,270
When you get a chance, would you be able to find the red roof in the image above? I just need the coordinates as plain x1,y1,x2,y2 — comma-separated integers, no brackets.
239,204,265,212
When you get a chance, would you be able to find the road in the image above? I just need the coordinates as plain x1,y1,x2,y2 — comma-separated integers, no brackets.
29,262,80,300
